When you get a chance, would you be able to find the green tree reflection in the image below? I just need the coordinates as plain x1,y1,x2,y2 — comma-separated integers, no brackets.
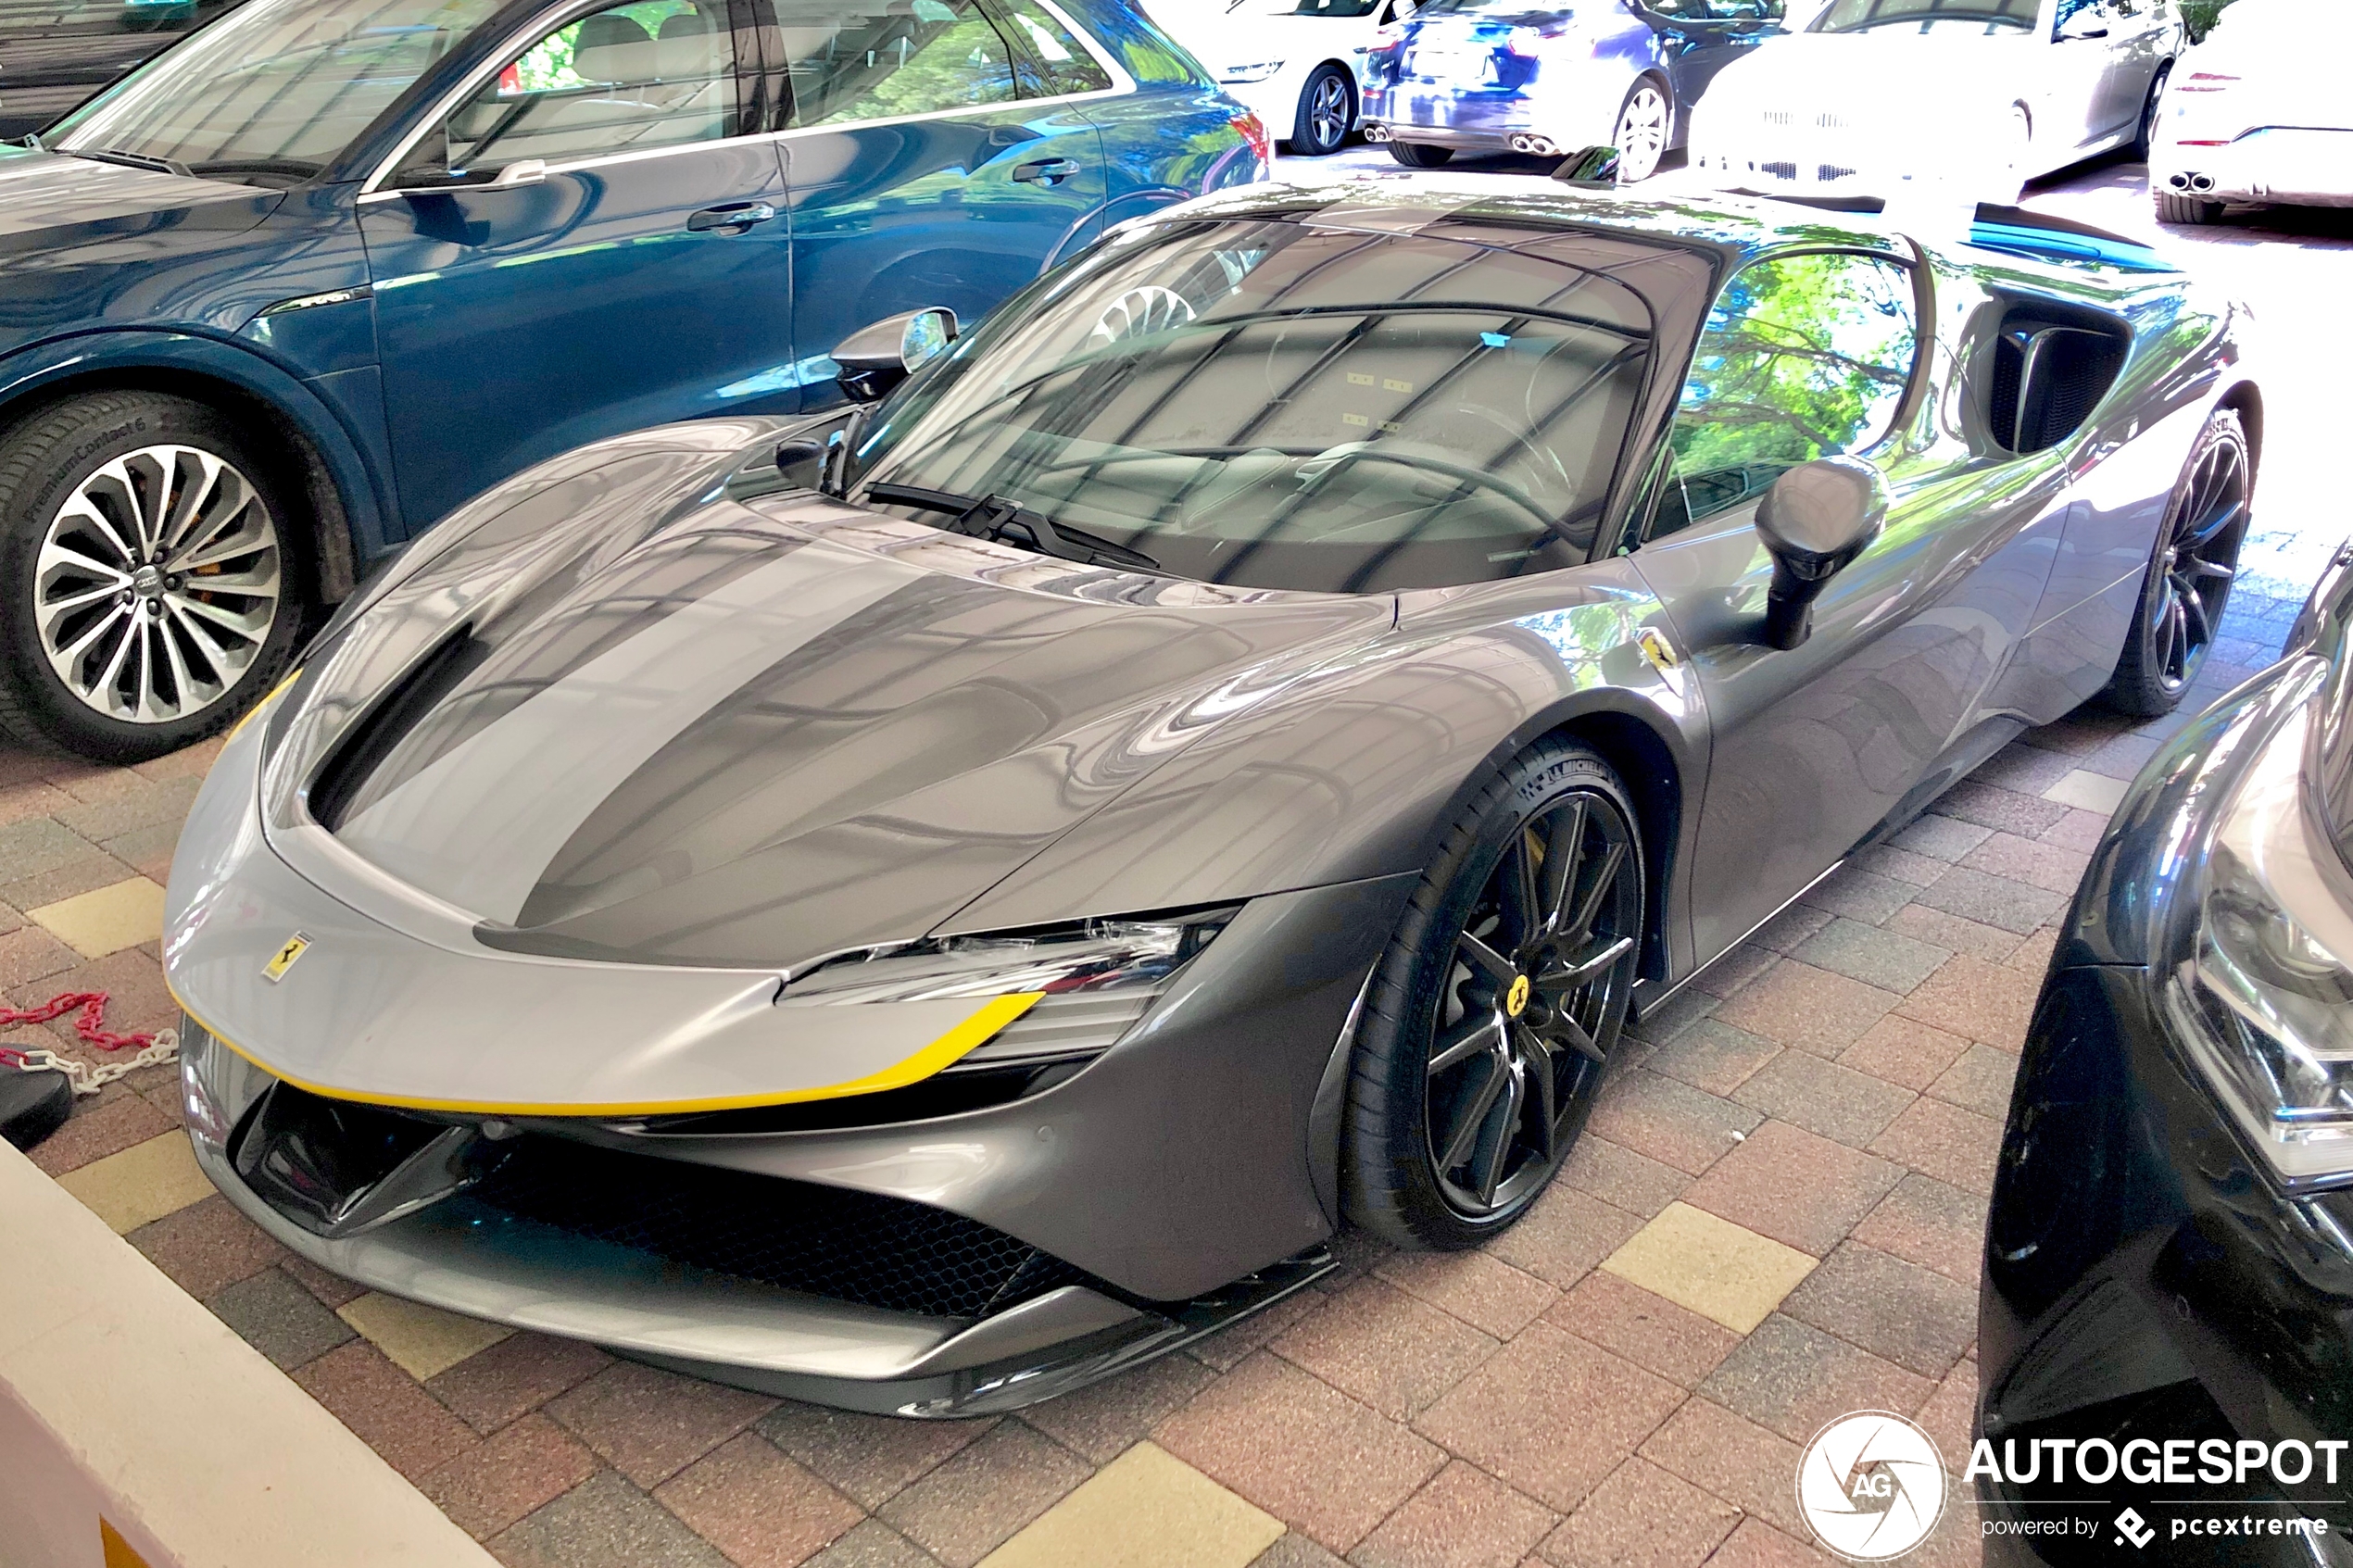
1671,252,1918,511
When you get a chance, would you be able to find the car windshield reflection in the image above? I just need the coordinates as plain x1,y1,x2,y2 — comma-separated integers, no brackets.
46,0,513,183
848,220,1660,594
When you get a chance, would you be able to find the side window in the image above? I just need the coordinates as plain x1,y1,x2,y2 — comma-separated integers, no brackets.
996,0,1114,94
776,0,1019,127
408,0,738,181
1655,250,1918,535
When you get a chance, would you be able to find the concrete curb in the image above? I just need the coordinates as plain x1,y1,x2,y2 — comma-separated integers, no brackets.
0,1135,496,1568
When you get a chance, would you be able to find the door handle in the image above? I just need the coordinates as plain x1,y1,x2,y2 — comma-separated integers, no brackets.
1012,158,1079,185
686,201,778,233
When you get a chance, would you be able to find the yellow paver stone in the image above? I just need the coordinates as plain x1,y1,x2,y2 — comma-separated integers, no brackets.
56,1131,214,1235
978,1442,1286,1568
1600,1200,1818,1335
337,1291,513,1381
29,876,167,958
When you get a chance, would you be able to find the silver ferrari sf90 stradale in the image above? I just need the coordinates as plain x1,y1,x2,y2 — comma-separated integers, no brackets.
164,175,2259,1415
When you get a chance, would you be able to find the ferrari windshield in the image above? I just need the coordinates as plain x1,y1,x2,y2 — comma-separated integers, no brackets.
47,0,508,181
846,220,1655,594
1812,0,2034,31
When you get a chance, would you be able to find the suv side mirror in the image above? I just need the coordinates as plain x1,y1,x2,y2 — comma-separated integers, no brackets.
834,307,959,401
1753,457,1887,650
2056,7,2110,39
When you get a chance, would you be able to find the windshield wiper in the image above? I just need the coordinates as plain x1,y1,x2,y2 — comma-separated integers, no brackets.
863,483,1160,572
65,146,195,179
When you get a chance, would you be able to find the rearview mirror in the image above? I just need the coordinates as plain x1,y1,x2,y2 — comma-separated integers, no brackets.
1752,458,1888,650
834,307,959,401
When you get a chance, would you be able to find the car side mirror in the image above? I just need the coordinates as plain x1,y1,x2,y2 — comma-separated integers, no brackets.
834,307,959,401
773,437,827,489
1552,145,1621,187
2056,10,2110,39
1752,457,1887,650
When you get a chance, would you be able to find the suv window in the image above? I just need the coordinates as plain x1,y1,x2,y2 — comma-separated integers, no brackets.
997,0,1113,94
777,0,1020,126
407,0,739,182
1654,250,1918,535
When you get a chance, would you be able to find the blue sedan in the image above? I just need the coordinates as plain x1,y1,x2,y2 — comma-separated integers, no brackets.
1359,0,1787,179
0,0,1265,760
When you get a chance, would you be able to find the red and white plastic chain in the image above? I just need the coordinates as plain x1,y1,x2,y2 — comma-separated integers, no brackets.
0,992,179,1098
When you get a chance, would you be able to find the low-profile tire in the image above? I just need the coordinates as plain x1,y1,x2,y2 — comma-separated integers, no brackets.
2131,66,2169,162
2155,189,2223,225
1388,141,1454,169
1291,63,1353,157
2102,408,2252,718
1346,739,1646,1249
0,390,306,762
1611,75,1672,183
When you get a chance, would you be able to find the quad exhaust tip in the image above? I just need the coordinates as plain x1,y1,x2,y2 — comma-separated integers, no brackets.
2169,170,2216,193
1363,122,1392,142
1508,133,1561,157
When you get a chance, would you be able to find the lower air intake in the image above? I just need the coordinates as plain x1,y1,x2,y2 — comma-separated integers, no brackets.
458,1135,1088,1320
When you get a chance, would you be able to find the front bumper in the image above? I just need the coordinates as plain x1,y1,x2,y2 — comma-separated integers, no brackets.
183,1023,1329,1415
1978,670,2353,1562
2158,129,2353,208
168,670,1415,1413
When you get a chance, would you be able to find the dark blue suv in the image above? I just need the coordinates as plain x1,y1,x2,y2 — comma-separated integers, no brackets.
0,0,1265,759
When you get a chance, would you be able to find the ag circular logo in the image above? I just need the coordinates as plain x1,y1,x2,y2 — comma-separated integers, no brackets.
1795,1411,1948,1562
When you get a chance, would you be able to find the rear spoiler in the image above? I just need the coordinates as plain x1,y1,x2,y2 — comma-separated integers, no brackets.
1965,204,2180,273
1743,191,2178,273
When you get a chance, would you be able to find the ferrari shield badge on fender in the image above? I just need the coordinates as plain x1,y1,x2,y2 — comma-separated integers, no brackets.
263,933,310,983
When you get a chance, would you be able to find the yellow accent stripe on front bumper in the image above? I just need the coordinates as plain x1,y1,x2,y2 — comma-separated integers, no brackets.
167,985,1041,1117
224,666,304,745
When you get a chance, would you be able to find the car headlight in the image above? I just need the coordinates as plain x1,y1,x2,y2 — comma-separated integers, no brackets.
784,910,1231,1003
782,909,1236,1072
2164,681,2353,1184
1221,60,1284,82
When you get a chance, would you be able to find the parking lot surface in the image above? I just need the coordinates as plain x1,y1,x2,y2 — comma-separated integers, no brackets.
4,155,2345,1568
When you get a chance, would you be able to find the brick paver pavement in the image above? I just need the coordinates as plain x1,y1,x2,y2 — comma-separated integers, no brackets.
4,578,2303,1568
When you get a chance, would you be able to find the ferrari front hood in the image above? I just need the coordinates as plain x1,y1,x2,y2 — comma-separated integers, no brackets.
295,499,1392,970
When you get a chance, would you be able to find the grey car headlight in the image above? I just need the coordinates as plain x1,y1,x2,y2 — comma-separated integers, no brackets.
784,909,1235,1073
2164,689,2353,1184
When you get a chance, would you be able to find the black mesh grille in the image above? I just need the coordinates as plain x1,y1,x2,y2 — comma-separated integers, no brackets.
459,1135,1087,1320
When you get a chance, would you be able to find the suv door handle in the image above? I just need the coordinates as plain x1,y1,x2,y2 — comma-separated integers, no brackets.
1012,158,1079,185
686,201,777,233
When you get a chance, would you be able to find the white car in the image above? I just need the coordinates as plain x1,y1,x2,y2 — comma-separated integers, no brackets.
1148,0,1416,157
2151,0,2352,223
1690,0,2182,204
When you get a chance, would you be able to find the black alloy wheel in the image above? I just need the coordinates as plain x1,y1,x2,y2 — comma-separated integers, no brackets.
2106,408,2251,716
1347,741,1644,1248
1292,64,1353,157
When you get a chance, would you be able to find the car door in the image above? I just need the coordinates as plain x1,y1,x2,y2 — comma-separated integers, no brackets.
1630,248,2053,961
770,0,1107,389
2046,0,2136,148
1632,0,1782,139
359,0,794,533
